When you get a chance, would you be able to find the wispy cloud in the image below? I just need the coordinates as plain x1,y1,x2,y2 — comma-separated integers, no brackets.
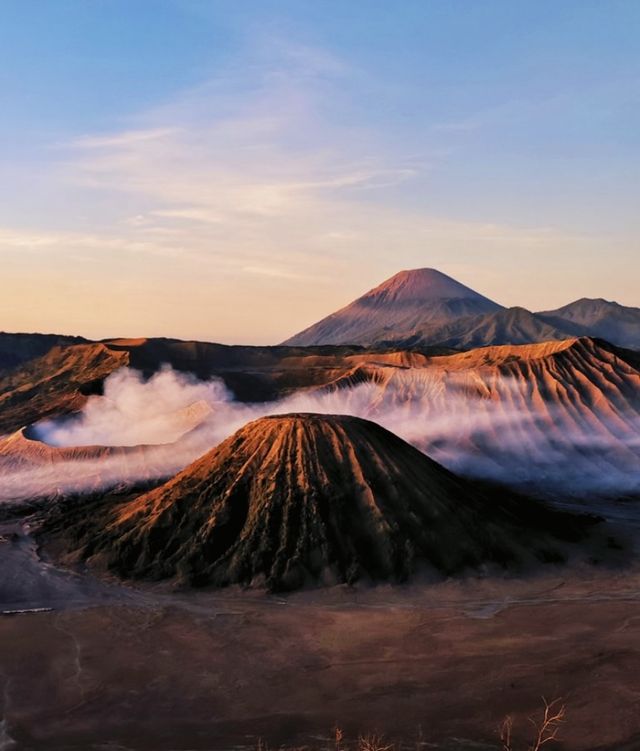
71,127,180,150
57,39,594,272
0,35,625,342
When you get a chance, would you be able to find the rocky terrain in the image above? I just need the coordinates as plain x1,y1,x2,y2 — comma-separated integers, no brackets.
0,338,450,435
40,413,594,591
1,333,637,503
0,268,636,751
0,331,87,373
317,337,640,497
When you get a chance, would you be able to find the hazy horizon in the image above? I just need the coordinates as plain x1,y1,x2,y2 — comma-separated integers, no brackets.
1,1,638,344
2,264,635,346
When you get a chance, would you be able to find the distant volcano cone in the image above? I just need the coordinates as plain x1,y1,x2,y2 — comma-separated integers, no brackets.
282,268,503,346
44,414,588,591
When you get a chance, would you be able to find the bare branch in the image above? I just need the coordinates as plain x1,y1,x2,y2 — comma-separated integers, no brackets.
500,715,514,751
529,697,566,751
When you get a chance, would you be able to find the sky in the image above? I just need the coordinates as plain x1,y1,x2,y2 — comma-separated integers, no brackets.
0,0,638,344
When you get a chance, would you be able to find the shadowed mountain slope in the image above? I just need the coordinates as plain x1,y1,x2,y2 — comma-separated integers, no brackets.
0,343,128,434
283,269,639,350
2,333,637,500
538,298,640,350
283,268,503,346
0,332,87,373
321,337,640,497
0,339,452,435
42,414,590,591
390,306,573,349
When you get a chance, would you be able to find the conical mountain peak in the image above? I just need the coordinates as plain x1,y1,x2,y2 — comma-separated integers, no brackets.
283,268,502,346
41,413,586,591
362,268,496,305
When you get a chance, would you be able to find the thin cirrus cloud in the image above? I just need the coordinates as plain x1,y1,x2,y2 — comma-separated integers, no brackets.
0,37,631,343
62,46,597,253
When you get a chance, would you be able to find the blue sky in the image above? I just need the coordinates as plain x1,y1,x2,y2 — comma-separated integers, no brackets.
0,1,638,342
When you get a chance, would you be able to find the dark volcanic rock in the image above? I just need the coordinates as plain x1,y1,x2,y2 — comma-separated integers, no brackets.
41,414,590,591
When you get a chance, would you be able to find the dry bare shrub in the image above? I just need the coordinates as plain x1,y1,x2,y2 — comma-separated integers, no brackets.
500,714,514,751
253,698,566,751
500,697,566,751
357,733,395,751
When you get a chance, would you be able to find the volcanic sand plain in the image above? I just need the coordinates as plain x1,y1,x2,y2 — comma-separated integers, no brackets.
2,512,640,751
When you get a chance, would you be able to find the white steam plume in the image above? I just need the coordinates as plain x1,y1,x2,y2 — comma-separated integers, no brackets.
0,363,638,504
39,365,232,447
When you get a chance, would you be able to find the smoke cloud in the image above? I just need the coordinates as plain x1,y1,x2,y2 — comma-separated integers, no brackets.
39,365,232,447
1,363,638,505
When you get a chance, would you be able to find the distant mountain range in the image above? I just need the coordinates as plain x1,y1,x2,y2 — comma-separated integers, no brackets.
283,268,640,350
0,270,637,390
537,297,640,347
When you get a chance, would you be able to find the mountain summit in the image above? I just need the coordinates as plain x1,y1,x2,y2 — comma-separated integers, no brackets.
357,268,498,306
283,268,502,346
42,413,586,590
283,268,639,349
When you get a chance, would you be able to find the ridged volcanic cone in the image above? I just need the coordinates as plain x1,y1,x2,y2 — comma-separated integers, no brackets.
45,413,587,590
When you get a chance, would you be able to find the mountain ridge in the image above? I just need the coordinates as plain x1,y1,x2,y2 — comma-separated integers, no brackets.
316,336,640,497
284,269,639,350
537,297,640,349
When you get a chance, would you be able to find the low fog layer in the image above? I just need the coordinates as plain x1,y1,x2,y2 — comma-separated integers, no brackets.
1,363,639,504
